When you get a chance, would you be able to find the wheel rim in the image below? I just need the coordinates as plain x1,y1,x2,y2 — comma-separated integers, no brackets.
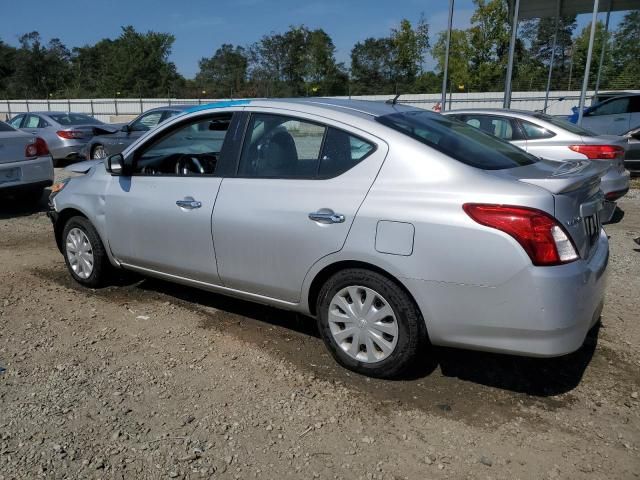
65,228,94,279
328,286,399,363
92,145,106,159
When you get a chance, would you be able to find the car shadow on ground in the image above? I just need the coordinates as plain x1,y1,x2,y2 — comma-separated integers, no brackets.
606,206,625,224
134,276,599,397
0,188,50,220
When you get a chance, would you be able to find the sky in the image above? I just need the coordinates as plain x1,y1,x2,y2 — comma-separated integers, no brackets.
0,0,628,79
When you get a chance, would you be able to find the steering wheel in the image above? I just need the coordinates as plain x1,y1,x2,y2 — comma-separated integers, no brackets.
175,155,205,175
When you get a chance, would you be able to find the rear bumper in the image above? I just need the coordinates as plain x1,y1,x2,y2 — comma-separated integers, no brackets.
0,156,54,192
600,168,630,197
49,142,88,160
405,229,609,357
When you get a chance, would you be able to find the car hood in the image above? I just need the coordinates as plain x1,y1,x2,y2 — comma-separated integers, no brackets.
65,159,101,173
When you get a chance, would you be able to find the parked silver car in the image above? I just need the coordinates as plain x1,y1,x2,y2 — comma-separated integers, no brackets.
567,93,640,135
79,105,192,160
0,121,53,202
8,111,110,165
48,99,608,378
444,109,630,221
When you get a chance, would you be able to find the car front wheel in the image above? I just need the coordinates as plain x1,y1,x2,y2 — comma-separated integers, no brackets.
62,216,111,287
316,268,426,378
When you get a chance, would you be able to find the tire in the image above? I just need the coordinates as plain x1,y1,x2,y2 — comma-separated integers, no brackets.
61,216,111,288
316,268,426,378
91,144,107,159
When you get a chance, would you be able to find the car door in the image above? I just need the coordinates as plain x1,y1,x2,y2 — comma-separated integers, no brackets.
105,111,239,284
212,110,386,303
21,114,46,135
583,97,631,135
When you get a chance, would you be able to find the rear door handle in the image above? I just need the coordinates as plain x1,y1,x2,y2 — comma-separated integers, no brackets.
176,197,202,209
308,209,345,224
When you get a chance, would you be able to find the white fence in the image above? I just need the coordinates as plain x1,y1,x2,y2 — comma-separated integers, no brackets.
1,90,636,122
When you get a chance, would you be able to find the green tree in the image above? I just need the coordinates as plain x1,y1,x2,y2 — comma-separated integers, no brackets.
391,16,430,86
609,10,640,89
196,44,248,97
432,29,473,92
349,37,395,94
0,40,17,97
571,21,612,90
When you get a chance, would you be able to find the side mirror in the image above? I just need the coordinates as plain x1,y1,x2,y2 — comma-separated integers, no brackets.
105,153,125,175
121,124,131,133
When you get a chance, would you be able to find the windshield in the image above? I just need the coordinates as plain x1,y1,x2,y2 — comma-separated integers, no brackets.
48,113,103,126
377,110,537,170
533,113,596,136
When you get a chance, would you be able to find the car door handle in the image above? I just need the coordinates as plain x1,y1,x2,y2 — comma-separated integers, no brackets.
308,209,345,224
176,197,202,209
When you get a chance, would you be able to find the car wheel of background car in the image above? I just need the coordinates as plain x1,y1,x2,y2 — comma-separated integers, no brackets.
62,216,111,288
316,268,426,378
91,144,107,159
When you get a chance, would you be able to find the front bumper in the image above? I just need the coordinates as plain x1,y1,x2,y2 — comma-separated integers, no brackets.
600,168,630,198
405,229,609,357
0,156,54,192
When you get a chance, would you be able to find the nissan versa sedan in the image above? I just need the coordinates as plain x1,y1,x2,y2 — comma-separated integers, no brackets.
0,121,53,202
8,111,109,165
79,105,192,160
444,109,630,222
48,99,609,378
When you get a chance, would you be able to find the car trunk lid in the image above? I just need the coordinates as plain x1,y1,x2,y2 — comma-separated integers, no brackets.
493,159,604,259
0,131,36,164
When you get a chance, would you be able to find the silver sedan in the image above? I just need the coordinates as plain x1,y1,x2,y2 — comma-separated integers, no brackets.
48,99,608,378
0,121,53,202
8,111,111,165
444,109,630,222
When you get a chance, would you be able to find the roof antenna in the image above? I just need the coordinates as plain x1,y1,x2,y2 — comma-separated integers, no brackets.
386,94,401,105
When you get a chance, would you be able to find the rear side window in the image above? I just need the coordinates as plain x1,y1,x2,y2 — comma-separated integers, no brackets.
532,113,596,136
0,121,15,132
24,115,44,128
520,120,555,139
131,111,164,132
377,111,536,170
318,128,375,178
457,114,524,141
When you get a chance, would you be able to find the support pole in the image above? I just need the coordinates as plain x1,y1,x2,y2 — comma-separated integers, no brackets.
594,0,611,99
441,0,455,112
577,0,599,125
503,0,520,108
544,0,562,112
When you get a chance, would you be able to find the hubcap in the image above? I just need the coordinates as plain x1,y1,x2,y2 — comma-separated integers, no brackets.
65,228,94,279
328,286,399,363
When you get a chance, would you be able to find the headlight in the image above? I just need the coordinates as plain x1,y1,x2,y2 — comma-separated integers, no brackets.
49,178,70,199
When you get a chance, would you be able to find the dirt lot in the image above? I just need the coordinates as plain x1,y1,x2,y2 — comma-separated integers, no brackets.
1,171,639,480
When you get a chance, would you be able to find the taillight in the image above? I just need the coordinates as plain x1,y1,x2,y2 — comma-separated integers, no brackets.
25,137,49,158
56,130,84,139
568,144,624,160
463,204,579,266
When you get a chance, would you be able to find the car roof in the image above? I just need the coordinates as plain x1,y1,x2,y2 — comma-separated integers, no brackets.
185,98,421,120
443,108,543,116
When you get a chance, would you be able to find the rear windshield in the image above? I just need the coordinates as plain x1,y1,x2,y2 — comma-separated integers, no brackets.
532,113,596,136
48,113,102,126
377,111,537,170
0,121,15,132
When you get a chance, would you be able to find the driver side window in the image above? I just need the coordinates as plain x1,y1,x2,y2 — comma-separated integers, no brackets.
133,114,232,176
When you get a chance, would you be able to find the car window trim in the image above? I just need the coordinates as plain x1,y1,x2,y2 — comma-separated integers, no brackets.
127,111,240,178
232,111,377,180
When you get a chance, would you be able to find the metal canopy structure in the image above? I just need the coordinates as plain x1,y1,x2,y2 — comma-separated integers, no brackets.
440,0,636,124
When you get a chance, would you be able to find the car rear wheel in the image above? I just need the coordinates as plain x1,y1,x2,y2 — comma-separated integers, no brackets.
62,216,111,287
91,144,107,159
316,268,426,378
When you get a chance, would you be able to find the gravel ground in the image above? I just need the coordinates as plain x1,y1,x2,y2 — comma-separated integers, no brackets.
0,170,639,480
